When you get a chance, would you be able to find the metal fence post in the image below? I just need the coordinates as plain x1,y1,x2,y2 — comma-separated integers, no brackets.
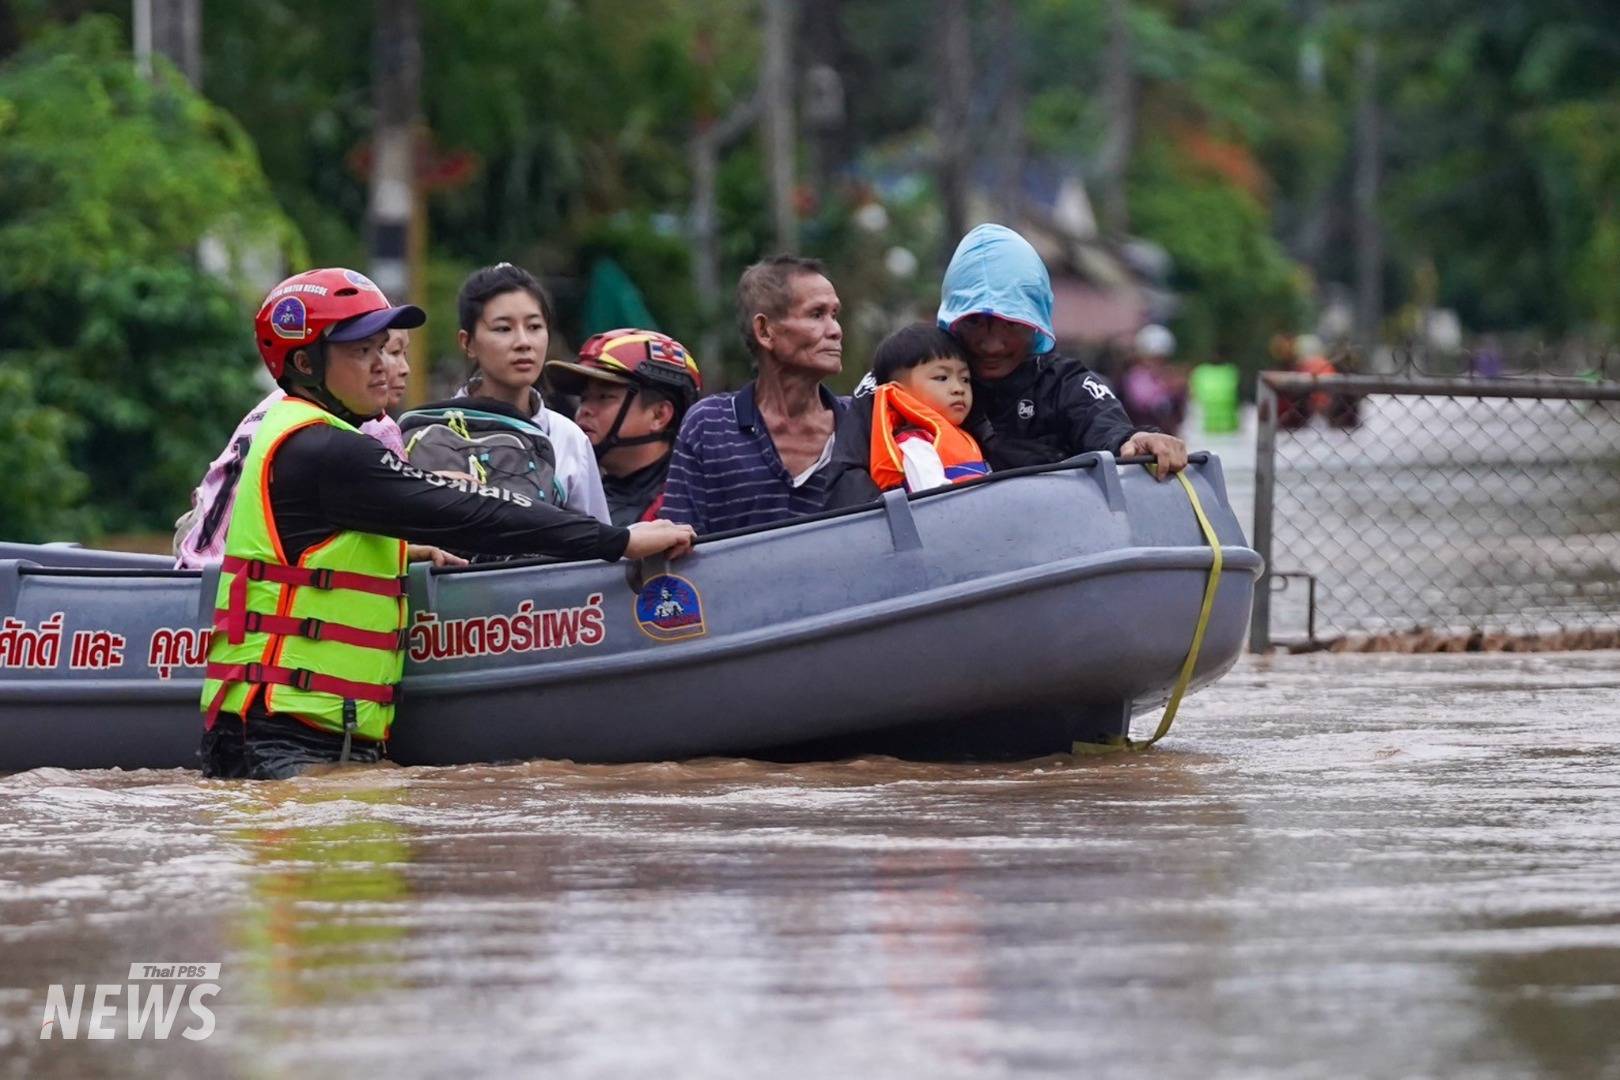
1249,375,1277,653
1250,371,1620,650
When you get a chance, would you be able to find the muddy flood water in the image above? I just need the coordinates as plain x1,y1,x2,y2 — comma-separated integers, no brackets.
3,650,1618,1079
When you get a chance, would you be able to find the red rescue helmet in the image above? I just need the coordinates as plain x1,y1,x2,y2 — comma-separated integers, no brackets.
253,268,426,383
544,328,702,411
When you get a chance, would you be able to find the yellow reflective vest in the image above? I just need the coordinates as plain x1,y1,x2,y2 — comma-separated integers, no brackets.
200,397,408,742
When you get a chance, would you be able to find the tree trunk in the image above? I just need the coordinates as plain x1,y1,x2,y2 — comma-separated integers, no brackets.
133,0,200,84
936,0,972,262
992,0,1024,225
1353,39,1383,356
369,0,423,399
1098,0,1134,237
761,0,798,252
691,124,725,391
798,0,848,193
691,93,758,391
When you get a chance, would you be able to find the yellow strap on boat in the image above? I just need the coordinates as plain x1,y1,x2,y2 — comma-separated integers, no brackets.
1072,467,1224,755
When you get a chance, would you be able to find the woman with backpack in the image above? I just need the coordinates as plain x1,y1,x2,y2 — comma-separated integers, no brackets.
448,263,610,522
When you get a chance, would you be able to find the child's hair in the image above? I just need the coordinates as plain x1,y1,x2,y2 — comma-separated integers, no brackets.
457,262,556,337
871,323,968,384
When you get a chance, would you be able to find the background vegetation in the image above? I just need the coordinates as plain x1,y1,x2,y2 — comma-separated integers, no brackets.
3,0,1618,539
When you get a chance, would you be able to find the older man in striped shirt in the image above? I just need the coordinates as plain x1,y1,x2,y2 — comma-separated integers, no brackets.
661,256,850,534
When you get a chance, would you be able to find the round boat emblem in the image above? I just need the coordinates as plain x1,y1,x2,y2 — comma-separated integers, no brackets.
634,574,706,642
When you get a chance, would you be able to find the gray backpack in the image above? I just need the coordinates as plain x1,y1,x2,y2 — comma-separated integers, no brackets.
397,400,564,506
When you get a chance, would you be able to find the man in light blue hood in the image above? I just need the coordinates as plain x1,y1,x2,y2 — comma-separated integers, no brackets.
938,224,1187,479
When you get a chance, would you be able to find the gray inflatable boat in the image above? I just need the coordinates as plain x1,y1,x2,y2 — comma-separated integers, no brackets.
0,453,1260,771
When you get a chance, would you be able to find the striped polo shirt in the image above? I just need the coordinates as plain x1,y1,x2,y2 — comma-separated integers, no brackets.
660,381,846,534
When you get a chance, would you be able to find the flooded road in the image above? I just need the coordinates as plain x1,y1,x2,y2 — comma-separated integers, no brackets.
3,651,1619,1078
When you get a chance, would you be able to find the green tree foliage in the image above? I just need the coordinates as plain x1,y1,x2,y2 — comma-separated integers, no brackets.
0,17,298,539
1019,0,1311,366
1130,140,1307,366
203,0,756,365
1530,99,1620,333
1370,2,1620,336
0,367,90,541
8,0,1620,550
0,17,297,288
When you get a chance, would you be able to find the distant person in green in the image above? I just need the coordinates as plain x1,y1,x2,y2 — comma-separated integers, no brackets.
1189,359,1241,435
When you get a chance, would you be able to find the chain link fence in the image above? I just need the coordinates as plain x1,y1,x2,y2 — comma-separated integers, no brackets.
1250,372,1620,651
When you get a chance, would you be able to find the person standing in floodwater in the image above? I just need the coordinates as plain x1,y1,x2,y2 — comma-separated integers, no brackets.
199,267,695,780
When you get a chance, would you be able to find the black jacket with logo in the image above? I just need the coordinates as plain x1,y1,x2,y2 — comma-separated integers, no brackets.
603,457,672,527
970,352,1148,471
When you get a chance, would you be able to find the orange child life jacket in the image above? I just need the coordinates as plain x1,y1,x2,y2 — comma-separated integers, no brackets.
867,382,991,492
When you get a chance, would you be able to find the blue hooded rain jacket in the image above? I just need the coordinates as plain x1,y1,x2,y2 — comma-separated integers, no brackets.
937,224,1145,467
937,223,1057,354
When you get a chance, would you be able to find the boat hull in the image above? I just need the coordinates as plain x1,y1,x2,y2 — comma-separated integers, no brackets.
0,453,1260,770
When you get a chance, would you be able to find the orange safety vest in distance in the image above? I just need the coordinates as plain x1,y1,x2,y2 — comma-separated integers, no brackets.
200,397,409,741
867,383,990,492
1297,354,1337,415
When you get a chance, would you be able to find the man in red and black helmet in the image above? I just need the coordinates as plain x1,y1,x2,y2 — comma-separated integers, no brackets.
544,328,702,526
199,272,695,779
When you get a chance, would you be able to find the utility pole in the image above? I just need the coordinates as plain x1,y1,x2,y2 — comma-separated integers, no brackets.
0,2,20,61
761,0,798,252
1098,0,1134,237
1353,39,1383,357
1291,0,1329,274
799,0,847,193
691,95,759,391
132,0,200,84
992,0,1024,225
369,0,424,401
936,0,972,261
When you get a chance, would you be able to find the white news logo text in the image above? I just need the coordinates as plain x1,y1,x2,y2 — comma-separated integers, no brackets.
40,963,220,1041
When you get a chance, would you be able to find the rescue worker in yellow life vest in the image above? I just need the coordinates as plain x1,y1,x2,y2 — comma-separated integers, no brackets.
200,268,696,780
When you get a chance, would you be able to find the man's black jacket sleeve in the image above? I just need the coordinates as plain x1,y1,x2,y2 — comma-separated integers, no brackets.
269,425,629,564
972,354,1151,471
1051,357,1145,457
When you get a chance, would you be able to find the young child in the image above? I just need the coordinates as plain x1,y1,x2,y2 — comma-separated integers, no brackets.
937,223,1188,480
864,323,989,493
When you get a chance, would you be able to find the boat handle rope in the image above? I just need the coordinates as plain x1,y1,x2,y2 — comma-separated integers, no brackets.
1072,465,1224,755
